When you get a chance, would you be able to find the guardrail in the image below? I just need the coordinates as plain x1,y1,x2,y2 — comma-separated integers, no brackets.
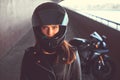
77,11,120,31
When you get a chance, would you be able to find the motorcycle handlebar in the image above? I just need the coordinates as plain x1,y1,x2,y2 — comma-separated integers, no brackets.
69,32,108,50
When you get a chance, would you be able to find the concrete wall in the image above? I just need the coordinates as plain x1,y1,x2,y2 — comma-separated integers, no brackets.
0,0,54,58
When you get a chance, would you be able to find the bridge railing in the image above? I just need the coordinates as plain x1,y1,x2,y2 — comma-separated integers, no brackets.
77,11,120,31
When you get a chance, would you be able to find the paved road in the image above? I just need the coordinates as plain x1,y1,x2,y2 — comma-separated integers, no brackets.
0,29,35,80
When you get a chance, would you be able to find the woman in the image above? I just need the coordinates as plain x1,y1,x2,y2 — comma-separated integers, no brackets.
20,2,82,80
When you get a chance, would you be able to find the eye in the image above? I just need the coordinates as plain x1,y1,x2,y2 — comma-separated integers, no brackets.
42,26,48,30
52,26,57,29
52,25,59,29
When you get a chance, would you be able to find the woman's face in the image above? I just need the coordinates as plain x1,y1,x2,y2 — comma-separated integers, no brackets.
41,25,59,38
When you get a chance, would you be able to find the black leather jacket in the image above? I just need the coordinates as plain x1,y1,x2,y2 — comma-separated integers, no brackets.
20,47,82,80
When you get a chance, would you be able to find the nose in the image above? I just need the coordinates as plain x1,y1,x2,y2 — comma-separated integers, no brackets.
47,27,53,37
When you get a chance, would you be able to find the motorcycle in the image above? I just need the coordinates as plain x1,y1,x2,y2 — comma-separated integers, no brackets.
69,31,115,80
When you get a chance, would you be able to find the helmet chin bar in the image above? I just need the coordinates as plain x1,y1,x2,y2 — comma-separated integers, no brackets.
42,49,56,54
40,34,65,53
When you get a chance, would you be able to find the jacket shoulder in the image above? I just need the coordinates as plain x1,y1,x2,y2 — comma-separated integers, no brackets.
24,47,35,56
25,47,35,52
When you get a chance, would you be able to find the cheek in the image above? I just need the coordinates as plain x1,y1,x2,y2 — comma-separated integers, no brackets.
41,29,47,35
54,29,59,34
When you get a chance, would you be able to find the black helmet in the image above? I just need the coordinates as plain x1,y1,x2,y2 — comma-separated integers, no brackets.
32,2,69,52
